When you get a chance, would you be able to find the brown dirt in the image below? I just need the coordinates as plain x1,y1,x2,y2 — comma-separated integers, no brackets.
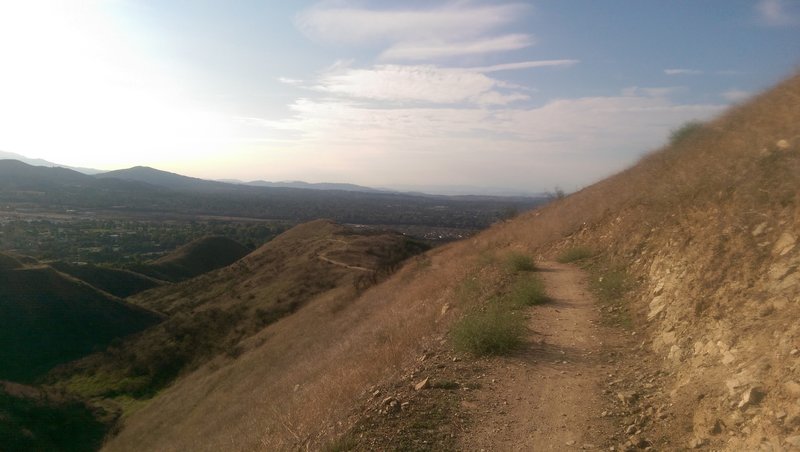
457,261,624,451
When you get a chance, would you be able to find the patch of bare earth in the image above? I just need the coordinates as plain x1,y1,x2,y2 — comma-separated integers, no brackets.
342,261,677,451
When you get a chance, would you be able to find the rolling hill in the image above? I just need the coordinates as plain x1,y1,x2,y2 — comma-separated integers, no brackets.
129,235,252,283
88,72,800,451
0,265,162,382
39,221,427,426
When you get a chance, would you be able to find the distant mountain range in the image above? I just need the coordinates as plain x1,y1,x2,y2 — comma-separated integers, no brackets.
0,159,546,229
0,150,103,175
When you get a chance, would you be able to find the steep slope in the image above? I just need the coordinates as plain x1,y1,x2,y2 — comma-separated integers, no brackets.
101,72,800,451
130,235,251,283
0,266,162,382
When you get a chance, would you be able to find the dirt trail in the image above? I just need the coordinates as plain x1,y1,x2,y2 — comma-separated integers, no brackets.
459,261,622,451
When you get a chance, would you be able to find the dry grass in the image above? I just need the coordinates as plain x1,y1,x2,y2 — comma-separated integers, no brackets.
103,72,800,451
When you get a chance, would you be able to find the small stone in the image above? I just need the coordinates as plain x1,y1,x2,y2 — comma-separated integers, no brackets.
776,139,791,150
626,424,638,435
738,386,765,410
752,222,768,237
773,232,797,256
453,356,461,362
372,389,381,398
565,440,576,446
790,349,799,356
414,377,430,391
709,419,723,435
381,396,396,406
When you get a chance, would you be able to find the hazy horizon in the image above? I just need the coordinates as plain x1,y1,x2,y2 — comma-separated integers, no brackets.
1,1,798,192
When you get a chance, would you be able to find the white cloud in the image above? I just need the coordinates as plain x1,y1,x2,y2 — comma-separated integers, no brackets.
473,59,579,73
296,2,533,60
249,94,724,189
314,64,530,105
296,2,527,43
756,0,800,26
722,89,751,102
379,34,532,61
664,68,704,76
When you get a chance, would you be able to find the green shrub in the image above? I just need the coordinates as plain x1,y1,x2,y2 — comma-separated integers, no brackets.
557,246,594,263
508,277,549,307
593,270,628,304
669,120,704,146
451,305,524,356
506,252,535,272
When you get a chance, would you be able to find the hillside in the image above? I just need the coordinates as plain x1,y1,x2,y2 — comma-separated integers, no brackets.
49,262,163,298
0,265,162,382
130,235,251,283
94,72,800,451
46,221,428,415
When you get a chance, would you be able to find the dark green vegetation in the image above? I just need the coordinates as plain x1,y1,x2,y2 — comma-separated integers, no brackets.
0,383,109,452
505,252,535,272
50,262,162,298
452,253,549,356
451,303,526,356
668,120,705,146
0,216,285,265
556,246,594,263
0,265,161,382
129,236,251,282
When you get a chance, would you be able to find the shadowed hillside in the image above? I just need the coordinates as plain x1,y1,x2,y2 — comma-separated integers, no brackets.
130,235,251,283
50,262,163,298
97,72,799,451
0,266,162,382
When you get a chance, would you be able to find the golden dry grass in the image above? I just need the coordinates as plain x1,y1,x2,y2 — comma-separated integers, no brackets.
103,72,800,451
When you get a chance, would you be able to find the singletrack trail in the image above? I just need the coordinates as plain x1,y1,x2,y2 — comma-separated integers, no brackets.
459,261,624,451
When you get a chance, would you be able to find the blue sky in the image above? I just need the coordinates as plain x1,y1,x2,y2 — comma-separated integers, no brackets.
0,1,798,194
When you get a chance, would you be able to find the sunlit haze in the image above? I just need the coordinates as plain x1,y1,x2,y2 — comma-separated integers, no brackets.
1,1,798,193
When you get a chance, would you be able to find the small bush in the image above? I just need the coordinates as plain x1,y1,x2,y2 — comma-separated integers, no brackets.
506,252,535,272
557,246,594,263
593,270,628,303
324,434,357,452
669,120,704,146
451,305,524,356
508,277,549,307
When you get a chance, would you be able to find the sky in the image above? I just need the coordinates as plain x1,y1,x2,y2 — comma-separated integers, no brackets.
0,1,798,194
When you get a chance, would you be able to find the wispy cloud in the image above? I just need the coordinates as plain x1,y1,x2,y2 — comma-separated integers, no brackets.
473,59,579,73
756,0,800,26
296,2,533,60
251,94,724,187
380,34,532,61
664,68,704,76
313,64,529,105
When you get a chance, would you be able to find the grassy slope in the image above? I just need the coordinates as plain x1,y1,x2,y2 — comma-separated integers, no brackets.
0,266,162,382
104,73,799,450
49,221,427,411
